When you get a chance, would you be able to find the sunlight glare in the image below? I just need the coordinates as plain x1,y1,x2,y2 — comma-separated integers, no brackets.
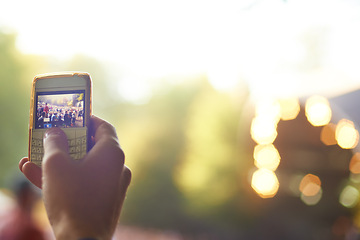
253,144,281,171
255,98,281,122
207,66,241,92
335,119,359,149
117,76,152,104
305,96,332,127
251,168,279,198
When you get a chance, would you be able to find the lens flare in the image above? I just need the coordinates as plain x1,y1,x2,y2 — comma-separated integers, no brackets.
305,96,332,127
253,144,281,171
251,168,279,198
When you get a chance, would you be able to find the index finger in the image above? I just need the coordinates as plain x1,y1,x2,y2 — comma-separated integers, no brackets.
90,115,119,144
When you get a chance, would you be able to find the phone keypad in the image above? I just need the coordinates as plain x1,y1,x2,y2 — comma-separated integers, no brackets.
30,128,88,166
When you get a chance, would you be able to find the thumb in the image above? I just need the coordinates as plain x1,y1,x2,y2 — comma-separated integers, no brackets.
43,128,69,156
42,128,71,176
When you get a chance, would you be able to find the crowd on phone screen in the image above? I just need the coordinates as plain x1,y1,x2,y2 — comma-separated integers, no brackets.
36,103,83,129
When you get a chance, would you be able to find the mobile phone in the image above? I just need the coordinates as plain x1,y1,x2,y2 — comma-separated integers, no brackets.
28,72,92,166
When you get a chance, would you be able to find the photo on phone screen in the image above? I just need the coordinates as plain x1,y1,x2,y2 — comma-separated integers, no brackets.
35,91,85,129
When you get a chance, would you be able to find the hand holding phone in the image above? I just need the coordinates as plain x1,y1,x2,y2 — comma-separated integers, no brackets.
20,116,132,239
24,73,132,238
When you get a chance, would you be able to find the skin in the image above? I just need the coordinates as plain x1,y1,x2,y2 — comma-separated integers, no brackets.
19,116,131,240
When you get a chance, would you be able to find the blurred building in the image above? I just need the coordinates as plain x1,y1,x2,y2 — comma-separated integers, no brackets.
245,89,360,240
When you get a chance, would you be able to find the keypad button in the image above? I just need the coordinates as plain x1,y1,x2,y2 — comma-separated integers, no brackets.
69,147,75,153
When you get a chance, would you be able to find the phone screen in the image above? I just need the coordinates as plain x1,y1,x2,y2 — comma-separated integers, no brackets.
35,91,85,129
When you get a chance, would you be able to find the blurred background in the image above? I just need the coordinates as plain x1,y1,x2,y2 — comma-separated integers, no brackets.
1,0,360,239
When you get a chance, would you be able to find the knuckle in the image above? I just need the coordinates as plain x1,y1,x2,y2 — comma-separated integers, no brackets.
102,139,125,166
99,121,117,136
123,166,132,182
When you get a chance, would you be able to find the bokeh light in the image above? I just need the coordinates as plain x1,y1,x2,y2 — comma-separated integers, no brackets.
250,117,278,145
255,98,281,122
335,119,359,149
253,144,281,171
349,173,360,183
339,185,359,208
301,188,322,206
305,96,332,127
251,168,279,198
278,97,300,121
320,123,337,146
350,153,360,174
299,174,321,197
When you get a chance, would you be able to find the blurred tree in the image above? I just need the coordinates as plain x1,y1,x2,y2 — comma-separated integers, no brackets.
175,81,240,208
118,78,202,231
0,31,29,185
117,77,252,237
175,80,254,235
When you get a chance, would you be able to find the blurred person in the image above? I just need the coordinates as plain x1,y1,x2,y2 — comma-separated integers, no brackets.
44,103,49,117
19,115,131,240
64,111,71,127
0,177,45,240
71,110,76,126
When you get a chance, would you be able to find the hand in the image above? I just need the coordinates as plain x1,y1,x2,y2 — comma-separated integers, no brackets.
19,116,131,240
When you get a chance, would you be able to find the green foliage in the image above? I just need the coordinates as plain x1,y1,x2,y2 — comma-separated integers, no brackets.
0,32,29,185
114,78,252,236
118,80,203,230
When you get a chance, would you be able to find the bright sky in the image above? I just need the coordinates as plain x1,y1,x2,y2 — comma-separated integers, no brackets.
1,0,360,102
